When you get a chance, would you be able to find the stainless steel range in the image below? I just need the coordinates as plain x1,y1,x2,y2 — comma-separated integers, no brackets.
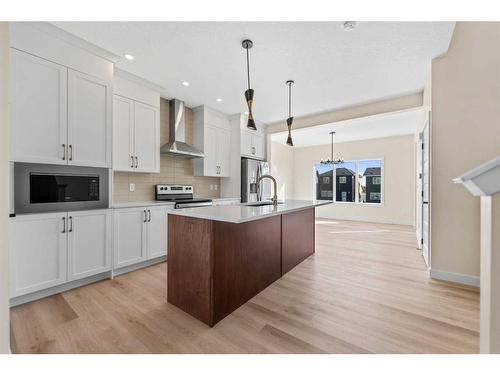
155,184,212,209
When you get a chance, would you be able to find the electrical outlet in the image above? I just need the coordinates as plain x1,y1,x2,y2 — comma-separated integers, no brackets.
210,184,214,191
214,184,218,191
129,183,135,192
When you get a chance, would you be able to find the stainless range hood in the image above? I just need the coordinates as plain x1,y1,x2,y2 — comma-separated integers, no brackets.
160,99,204,158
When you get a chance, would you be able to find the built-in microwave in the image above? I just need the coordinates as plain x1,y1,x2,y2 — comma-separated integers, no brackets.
13,163,109,214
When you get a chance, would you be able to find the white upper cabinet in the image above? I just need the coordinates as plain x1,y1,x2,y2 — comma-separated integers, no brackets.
10,49,68,165
113,95,135,171
9,212,68,298
68,69,112,168
133,101,160,173
9,48,112,167
113,72,161,173
241,128,266,160
217,127,231,177
67,209,112,281
193,106,232,177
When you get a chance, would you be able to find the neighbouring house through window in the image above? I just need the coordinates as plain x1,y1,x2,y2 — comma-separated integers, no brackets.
313,159,383,204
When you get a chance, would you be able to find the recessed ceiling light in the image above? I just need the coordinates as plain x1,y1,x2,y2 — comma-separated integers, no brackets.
181,81,190,87
124,54,135,61
343,21,357,31
216,98,223,102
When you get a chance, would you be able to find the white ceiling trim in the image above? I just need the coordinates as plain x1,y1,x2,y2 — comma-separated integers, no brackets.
270,107,424,147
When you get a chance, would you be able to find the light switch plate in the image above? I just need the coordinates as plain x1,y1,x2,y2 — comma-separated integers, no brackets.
214,184,218,191
129,183,135,192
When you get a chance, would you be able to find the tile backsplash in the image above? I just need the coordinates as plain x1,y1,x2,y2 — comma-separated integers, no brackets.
113,98,221,203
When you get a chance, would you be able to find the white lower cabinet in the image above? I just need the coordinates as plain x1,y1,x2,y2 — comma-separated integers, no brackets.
9,210,112,298
113,207,147,268
147,206,168,259
67,209,112,281
9,212,68,298
113,205,168,269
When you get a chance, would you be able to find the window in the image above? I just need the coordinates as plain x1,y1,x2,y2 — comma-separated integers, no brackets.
313,159,383,204
357,159,382,204
335,161,356,202
314,164,333,201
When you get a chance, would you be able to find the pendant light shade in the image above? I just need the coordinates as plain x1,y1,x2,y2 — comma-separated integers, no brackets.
286,80,294,146
242,39,256,130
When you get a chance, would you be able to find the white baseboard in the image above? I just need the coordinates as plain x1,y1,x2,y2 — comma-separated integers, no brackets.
430,269,480,287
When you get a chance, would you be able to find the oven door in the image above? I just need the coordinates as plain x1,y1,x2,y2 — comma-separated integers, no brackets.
14,163,109,214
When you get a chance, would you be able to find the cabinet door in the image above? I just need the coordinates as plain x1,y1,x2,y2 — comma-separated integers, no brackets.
203,125,218,176
10,49,68,165
68,69,111,168
9,213,67,298
217,127,231,177
240,129,254,157
253,132,265,159
113,95,134,171
113,208,147,268
67,209,112,281
134,102,160,173
147,206,168,259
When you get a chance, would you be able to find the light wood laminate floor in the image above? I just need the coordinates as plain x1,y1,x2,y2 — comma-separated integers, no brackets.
10,219,479,353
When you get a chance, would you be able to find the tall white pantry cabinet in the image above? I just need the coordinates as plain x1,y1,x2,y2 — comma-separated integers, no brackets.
8,23,118,304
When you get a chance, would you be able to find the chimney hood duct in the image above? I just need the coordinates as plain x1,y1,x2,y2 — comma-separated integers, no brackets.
160,99,204,158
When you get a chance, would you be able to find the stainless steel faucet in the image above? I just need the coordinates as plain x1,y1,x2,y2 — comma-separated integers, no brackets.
257,174,278,206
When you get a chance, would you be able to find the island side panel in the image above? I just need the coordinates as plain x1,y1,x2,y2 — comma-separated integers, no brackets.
167,214,214,326
212,216,282,325
281,207,315,275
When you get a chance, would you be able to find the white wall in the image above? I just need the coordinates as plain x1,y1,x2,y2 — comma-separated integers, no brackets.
430,22,500,281
269,141,294,200
0,22,10,353
286,135,415,226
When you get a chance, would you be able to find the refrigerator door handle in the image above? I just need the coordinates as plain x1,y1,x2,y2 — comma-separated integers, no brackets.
256,163,262,201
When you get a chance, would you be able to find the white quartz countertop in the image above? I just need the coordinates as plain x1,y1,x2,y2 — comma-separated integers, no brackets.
112,201,176,209
167,200,332,223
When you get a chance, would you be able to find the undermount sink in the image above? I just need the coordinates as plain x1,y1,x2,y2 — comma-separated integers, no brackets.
244,201,283,207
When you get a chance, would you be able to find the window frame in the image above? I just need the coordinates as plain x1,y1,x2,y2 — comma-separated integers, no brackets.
313,157,384,206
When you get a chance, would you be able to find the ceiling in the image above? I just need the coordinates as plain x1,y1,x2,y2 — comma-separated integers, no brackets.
270,108,423,147
51,22,454,123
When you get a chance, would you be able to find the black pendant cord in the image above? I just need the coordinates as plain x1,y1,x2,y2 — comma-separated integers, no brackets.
331,132,334,161
246,47,251,90
286,80,294,147
288,83,291,118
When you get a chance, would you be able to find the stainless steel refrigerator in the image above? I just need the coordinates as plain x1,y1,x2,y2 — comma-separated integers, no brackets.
241,158,271,203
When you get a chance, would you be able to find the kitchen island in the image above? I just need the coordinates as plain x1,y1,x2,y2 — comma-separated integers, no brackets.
167,200,331,326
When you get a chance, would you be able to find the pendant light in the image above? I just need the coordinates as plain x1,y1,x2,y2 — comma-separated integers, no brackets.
285,80,294,146
320,131,344,165
242,39,256,130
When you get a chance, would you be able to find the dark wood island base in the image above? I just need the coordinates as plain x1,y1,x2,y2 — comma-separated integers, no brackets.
167,207,315,326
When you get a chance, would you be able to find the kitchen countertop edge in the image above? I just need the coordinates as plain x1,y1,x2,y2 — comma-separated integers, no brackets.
167,200,332,224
